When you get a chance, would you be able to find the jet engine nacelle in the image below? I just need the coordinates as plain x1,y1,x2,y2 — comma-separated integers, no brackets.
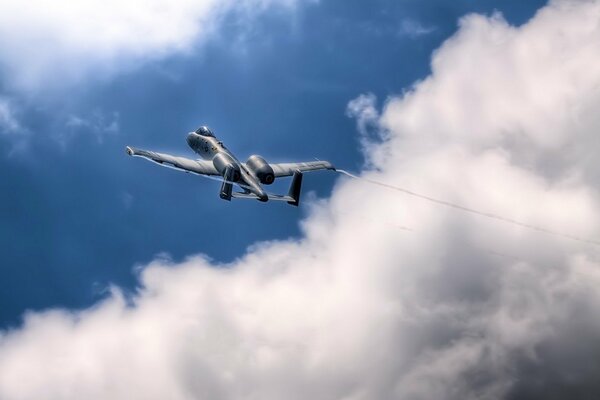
212,153,241,182
246,155,275,185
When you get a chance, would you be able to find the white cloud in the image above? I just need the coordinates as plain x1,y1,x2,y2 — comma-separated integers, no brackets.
2,1,600,399
0,0,304,91
399,19,436,38
346,93,383,167
0,97,22,135
61,110,120,146
346,93,379,137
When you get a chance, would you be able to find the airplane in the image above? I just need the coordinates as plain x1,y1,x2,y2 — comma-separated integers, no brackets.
126,126,335,206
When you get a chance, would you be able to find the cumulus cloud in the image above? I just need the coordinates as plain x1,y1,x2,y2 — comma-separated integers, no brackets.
346,93,379,137
0,0,303,91
346,93,384,167
2,0,600,399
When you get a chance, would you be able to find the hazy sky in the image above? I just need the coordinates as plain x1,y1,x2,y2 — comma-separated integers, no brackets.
3,1,600,399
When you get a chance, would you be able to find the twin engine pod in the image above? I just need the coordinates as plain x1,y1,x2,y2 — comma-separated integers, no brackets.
246,155,275,185
212,153,241,182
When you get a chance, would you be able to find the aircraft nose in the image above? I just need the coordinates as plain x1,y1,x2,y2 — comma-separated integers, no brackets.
186,132,197,146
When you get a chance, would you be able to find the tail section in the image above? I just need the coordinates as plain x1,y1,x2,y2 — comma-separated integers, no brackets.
287,171,303,206
225,170,303,206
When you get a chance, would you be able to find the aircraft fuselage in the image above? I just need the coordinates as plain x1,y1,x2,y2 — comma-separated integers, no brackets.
186,129,269,201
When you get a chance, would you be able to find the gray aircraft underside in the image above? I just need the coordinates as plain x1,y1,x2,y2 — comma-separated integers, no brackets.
126,126,335,206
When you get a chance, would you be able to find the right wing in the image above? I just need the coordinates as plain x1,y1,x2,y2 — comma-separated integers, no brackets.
126,146,220,176
270,160,335,177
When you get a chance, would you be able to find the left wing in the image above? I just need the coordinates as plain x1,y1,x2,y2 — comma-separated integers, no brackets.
126,146,220,176
270,160,335,177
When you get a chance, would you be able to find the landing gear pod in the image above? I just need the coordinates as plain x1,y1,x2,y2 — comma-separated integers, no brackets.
219,166,235,201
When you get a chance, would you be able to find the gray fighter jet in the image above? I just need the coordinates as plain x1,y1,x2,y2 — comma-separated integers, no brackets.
126,126,335,206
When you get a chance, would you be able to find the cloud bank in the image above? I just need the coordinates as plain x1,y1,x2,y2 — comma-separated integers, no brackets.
2,0,600,399
0,0,302,92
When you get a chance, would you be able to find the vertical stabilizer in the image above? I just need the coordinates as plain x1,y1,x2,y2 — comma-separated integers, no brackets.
287,171,303,206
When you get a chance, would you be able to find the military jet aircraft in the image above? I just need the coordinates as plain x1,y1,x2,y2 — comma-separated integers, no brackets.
126,126,335,206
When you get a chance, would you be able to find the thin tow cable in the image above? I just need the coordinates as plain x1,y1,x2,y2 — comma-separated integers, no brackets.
336,169,600,247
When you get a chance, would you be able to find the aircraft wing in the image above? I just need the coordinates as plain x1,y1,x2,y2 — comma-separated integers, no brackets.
126,146,220,176
270,160,335,177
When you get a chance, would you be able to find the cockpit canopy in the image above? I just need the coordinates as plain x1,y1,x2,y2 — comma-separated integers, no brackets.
195,126,215,137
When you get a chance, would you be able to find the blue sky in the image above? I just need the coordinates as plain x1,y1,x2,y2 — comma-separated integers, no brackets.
0,0,546,327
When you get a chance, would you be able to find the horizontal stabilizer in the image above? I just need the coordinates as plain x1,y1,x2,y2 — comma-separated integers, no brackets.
231,192,295,202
